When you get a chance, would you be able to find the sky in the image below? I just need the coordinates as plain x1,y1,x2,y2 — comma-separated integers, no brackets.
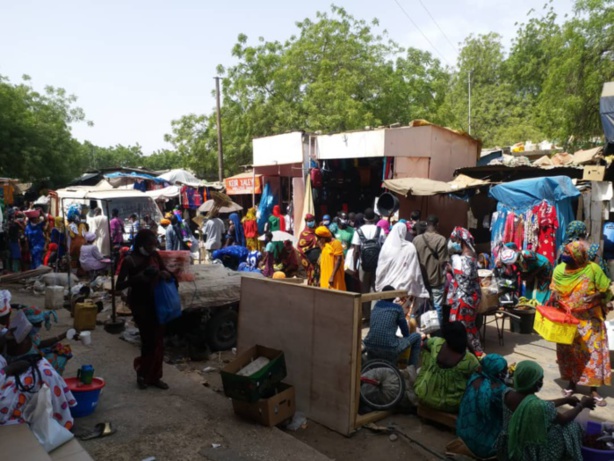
0,0,575,153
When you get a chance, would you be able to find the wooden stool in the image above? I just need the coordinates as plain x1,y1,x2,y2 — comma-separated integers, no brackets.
417,404,458,430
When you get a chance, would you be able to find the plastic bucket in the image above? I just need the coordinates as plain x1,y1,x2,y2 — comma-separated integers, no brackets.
376,192,400,217
510,309,535,334
581,446,614,461
65,377,105,418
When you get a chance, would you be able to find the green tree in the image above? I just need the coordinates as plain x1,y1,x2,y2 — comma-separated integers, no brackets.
0,75,90,186
141,149,184,171
82,142,145,170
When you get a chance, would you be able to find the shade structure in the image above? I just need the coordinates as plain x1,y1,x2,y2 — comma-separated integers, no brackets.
198,199,243,214
258,230,297,245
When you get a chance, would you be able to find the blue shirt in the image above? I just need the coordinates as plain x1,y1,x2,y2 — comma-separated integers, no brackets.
363,300,410,350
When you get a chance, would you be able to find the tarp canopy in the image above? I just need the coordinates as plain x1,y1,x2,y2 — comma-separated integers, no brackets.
489,176,580,209
383,175,490,197
600,82,614,145
157,169,223,188
145,185,181,201
104,171,165,187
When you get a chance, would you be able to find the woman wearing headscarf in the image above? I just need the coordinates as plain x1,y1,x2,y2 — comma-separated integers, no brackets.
25,212,46,269
588,242,611,278
415,321,481,412
550,240,612,406
375,223,429,299
448,227,484,357
456,354,508,459
43,242,59,267
497,360,594,461
297,214,319,286
515,250,553,304
315,226,346,291
50,216,67,260
268,205,286,232
79,232,110,273
227,213,246,247
116,230,173,390
242,207,259,250
68,216,87,269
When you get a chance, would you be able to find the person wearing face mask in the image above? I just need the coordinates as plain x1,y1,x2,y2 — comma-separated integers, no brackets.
497,360,594,461
117,229,173,390
321,214,332,230
297,214,319,286
334,212,354,257
550,241,612,407
455,354,509,459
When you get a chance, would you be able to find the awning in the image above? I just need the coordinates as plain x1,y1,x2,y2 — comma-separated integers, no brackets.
145,186,181,201
383,175,490,197
224,172,263,195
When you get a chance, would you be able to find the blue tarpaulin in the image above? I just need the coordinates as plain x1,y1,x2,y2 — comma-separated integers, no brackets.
104,172,166,183
600,82,614,146
489,176,580,251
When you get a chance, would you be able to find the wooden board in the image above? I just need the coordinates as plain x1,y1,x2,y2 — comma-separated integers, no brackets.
238,277,366,435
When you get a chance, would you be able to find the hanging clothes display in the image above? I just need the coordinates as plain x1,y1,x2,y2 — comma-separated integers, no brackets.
534,201,558,264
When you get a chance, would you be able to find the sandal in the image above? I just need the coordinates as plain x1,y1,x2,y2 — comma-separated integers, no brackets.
152,380,169,390
77,422,116,441
562,388,574,397
592,394,607,407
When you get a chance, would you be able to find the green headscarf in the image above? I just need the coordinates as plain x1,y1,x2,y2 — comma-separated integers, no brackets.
508,361,548,460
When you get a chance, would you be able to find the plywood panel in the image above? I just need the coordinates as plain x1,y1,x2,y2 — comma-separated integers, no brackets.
393,157,430,179
238,277,361,435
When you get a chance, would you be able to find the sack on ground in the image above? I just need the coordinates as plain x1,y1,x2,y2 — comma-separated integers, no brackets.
154,279,182,324
23,384,74,452
357,228,382,273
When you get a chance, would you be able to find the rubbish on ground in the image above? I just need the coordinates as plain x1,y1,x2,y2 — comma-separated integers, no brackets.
389,434,398,442
236,356,270,377
202,381,210,387
141,457,156,461
203,366,216,373
211,443,221,448
285,411,307,431
76,422,116,441
119,327,141,345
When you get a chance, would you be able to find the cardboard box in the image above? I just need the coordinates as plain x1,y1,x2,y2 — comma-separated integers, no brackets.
231,382,296,427
583,165,606,181
221,345,287,402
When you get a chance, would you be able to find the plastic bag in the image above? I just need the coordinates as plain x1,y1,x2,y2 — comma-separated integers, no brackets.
420,310,440,334
23,384,74,452
154,279,182,324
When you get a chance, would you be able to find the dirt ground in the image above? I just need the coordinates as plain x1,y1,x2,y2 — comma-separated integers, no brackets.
6,286,614,461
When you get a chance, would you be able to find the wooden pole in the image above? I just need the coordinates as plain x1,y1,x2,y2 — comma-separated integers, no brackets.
215,76,224,183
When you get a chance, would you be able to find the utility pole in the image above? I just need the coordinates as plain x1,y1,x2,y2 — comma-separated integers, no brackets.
214,76,224,182
468,70,472,135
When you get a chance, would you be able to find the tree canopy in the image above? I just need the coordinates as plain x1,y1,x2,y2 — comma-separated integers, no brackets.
2,0,613,186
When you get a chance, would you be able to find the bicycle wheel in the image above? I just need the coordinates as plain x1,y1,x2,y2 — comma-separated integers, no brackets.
360,359,405,411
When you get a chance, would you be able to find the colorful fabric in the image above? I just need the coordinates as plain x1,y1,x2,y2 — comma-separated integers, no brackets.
457,354,508,459
449,254,483,355
517,250,552,304
228,213,246,247
376,219,390,236
25,221,45,269
0,291,11,317
550,258,612,387
0,356,76,428
319,239,345,290
564,221,587,243
271,205,286,232
297,225,319,286
535,201,558,263
451,226,475,248
414,337,481,412
315,226,332,238
22,306,57,331
500,247,518,265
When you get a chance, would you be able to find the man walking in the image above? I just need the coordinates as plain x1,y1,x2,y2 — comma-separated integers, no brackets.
413,215,448,323
202,212,225,262
351,208,385,324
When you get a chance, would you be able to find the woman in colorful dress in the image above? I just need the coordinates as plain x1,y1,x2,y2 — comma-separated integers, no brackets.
497,360,594,461
448,227,484,357
456,354,508,459
297,214,319,286
25,213,46,269
550,240,611,406
315,226,346,291
0,334,76,429
516,250,552,304
242,207,259,251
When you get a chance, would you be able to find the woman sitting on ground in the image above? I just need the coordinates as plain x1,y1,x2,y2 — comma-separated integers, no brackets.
79,232,110,273
497,360,595,461
0,331,76,428
414,321,481,413
456,354,508,459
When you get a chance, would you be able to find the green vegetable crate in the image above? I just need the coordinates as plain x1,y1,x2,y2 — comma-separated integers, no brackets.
221,345,287,403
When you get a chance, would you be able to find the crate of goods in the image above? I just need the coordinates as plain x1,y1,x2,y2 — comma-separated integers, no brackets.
221,345,287,403
533,304,579,345
231,382,296,427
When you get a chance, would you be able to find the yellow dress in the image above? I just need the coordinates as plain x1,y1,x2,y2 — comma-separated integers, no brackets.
319,239,346,291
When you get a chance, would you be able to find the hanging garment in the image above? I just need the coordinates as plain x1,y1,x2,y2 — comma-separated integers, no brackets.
534,201,558,264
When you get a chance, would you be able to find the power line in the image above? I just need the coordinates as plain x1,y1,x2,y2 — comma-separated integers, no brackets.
391,0,451,66
415,0,459,55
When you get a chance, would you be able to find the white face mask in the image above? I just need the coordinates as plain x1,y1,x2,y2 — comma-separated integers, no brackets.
139,247,151,257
